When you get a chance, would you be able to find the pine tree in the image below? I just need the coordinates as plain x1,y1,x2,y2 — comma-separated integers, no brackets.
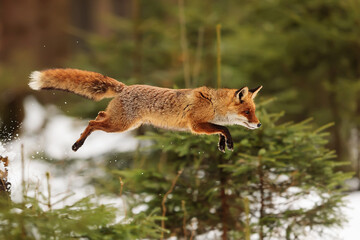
0,176,164,239
0,149,164,239
110,103,351,239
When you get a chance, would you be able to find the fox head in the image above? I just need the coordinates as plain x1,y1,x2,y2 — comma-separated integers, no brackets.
233,86,262,129
211,86,262,129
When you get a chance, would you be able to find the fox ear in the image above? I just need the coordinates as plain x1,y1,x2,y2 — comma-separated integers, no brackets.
235,87,249,102
249,86,262,99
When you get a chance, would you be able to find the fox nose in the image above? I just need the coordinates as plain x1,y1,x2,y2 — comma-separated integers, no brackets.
257,123,262,128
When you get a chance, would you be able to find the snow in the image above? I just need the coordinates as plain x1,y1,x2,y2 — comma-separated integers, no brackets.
4,96,138,208
23,96,46,133
23,96,138,159
334,192,360,240
1,96,360,239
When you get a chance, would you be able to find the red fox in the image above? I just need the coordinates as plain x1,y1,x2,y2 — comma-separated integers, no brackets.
29,68,262,152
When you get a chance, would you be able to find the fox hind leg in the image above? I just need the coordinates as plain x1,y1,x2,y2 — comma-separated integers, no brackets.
218,134,226,153
72,119,108,151
95,111,106,120
72,111,134,151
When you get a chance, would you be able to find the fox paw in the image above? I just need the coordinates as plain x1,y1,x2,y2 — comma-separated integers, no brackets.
72,141,83,152
218,135,226,153
226,139,234,151
218,135,233,152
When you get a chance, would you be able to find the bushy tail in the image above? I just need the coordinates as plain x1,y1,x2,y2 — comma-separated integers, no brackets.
29,68,125,101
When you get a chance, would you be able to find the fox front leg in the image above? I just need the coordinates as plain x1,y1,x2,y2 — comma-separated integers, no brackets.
191,122,233,152
218,134,226,152
218,134,234,152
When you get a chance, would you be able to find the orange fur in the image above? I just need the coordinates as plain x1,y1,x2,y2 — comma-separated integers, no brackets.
29,68,263,152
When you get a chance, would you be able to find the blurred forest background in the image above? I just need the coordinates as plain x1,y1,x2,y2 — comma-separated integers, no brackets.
0,0,360,239
1,0,360,172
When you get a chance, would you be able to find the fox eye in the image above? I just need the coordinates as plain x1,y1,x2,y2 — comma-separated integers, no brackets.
245,110,250,115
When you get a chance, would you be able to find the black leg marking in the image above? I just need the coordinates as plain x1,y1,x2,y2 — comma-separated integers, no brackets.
226,137,234,151
72,140,84,152
191,122,233,152
218,134,226,153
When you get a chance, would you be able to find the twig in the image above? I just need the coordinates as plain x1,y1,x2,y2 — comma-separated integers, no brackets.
216,25,228,240
46,172,52,211
119,177,127,219
181,200,187,239
119,177,124,196
178,0,191,88
192,27,204,87
132,0,142,80
160,169,183,240
0,155,10,198
258,157,265,240
189,218,196,240
20,144,26,239
219,164,229,240
190,231,195,240
21,144,25,200
244,197,251,240
216,24,222,88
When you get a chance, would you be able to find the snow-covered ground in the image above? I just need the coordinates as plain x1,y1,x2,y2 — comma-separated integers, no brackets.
0,96,359,239
2,96,138,208
337,192,360,240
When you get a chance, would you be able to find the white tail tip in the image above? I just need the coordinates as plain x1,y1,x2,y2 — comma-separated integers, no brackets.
29,71,42,90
